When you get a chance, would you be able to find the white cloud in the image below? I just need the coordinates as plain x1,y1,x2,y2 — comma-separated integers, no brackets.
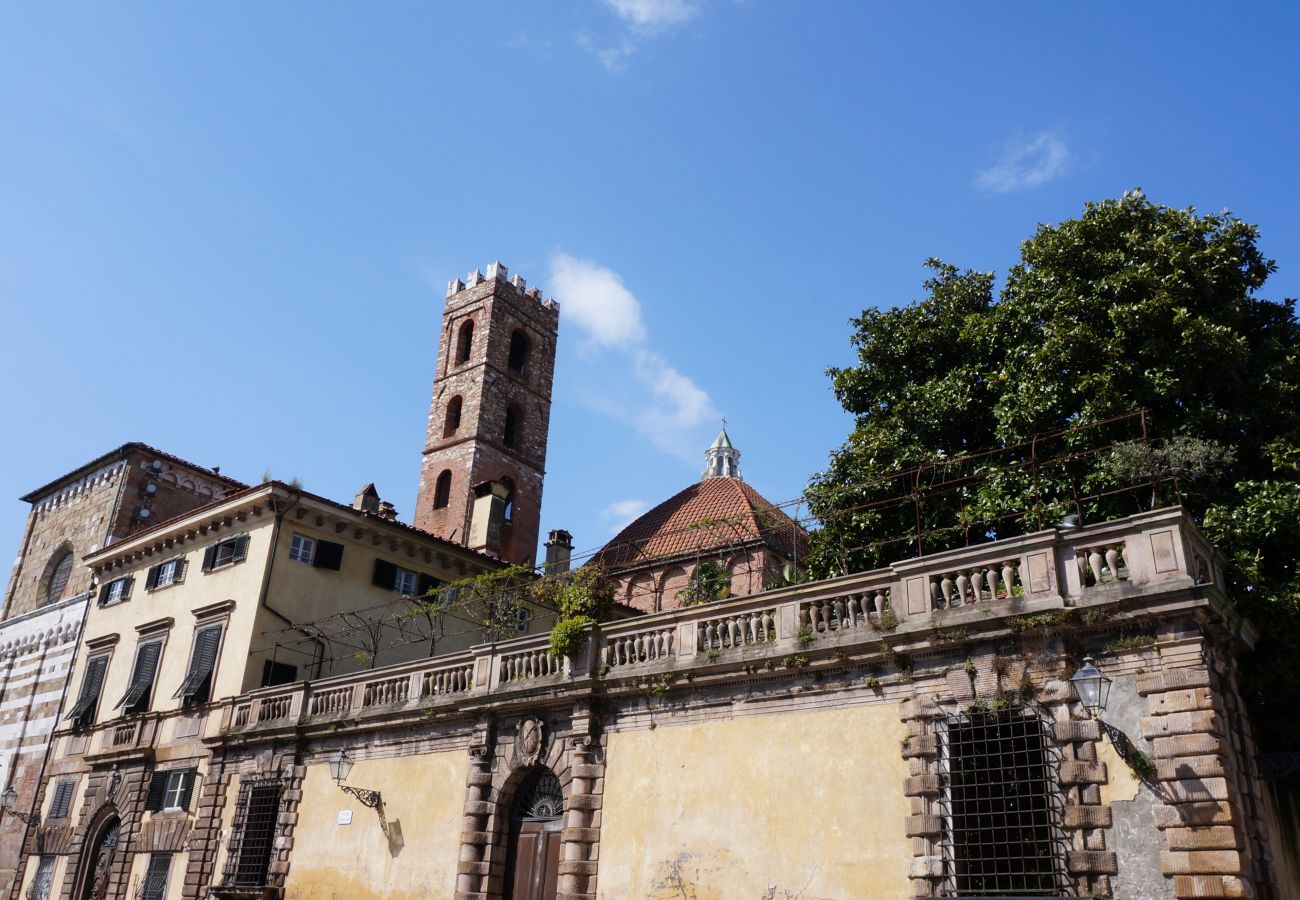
601,498,651,533
576,34,636,73
975,132,1071,193
603,0,700,31
549,252,718,461
550,252,647,349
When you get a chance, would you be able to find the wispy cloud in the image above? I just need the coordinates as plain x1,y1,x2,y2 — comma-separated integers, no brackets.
601,498,651,533
603,0,700,32
975,132,1070,193
550,252,718,460
583,0,702,71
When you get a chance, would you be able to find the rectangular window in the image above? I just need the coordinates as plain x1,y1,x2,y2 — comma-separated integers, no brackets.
288,534,315,564
174,625,223,705
145,768,197,812
30,856,55,900
394,567,416,595
372,558,424,594
146,557,186,591
941,708,1068,897
141,853,172,900
65,655,109,727
117,640,163,713
311,539,344,571
47,780,75,819
202,535,250,573
516,606,531,633
228,782,282,886
98,575,133,607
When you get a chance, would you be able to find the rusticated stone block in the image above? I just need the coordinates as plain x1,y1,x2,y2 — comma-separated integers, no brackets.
1067,850,1118,875
1138,668,1211,695
1150,688,1217,715
908,856,944,878
563,827,600,843
1161,850,1244,876
558,860,599,876
1165,826,1241,851
466,770,493,786
1059,760,1107,784
567,794,601,811
1063,805,1113,828
904,774,941,797
1153,733,1224,759
1142,710,1222,739
902,735,937,758
1053,719,1100,743
1171,875,1254,899
571,764,602,779
1163,778,1231,803
945,670,975,700
1157,754,1227,782
905,814,942,837
900,696,941,721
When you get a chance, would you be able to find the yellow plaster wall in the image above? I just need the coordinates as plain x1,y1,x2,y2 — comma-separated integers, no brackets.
599,705,912,900
283,751,468,900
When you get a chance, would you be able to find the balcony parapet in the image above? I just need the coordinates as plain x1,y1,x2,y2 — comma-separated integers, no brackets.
212,506,1232,740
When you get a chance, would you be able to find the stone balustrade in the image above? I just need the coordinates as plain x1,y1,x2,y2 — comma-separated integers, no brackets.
210,506,1223,738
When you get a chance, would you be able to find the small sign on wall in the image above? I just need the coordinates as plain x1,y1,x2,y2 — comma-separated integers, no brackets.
337,809,352,825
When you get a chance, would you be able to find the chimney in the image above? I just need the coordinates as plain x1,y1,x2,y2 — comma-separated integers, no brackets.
468,481,510,554
376,501,399,522
544,530,573,574
353,483,381,515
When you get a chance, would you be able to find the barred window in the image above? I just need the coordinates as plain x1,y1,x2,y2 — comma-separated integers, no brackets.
939,708,1069,897
141,853,172,900
29,856,55,900
226,782,282,887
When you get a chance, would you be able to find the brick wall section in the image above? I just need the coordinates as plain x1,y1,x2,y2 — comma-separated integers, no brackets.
413,264,559,568
1138,645,1269,899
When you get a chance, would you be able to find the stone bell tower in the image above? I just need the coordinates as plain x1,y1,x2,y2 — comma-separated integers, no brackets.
413,262,560,567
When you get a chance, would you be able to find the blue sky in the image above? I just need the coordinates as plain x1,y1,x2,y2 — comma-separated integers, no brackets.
2,2,1297,570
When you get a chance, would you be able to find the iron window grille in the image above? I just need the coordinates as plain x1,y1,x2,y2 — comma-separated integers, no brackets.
145,558,186,591
202,535,249,573
224,781,282,887
936,707,1072,897
288,535,315,564
117,641,163,713
65,655,109,727
175,625,223,705
513,770,564,819
47,780,75,820
28,856,55,900
137,853,171,900
98,576,133,607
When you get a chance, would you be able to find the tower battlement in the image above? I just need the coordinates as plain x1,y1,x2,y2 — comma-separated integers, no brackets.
446,261,560,317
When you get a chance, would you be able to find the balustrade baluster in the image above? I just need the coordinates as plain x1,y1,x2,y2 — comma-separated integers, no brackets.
1105,546,1122,580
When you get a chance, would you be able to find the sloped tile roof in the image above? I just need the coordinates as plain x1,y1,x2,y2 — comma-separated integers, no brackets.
590,477,808,572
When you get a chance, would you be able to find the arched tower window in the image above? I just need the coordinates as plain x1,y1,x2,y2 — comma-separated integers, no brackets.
500,476,515,523
44,545,74,606
443,396,463,438
507,329,530,374
503,406,523,449
433,470,452,510
455,320,474,365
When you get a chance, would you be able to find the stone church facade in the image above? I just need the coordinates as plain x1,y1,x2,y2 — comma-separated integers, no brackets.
4,262,1296,900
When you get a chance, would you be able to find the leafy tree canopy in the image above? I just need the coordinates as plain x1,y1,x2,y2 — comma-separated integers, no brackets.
806,190,1300,745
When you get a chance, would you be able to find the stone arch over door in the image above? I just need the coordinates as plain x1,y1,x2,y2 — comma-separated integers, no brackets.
456,710,605,900
70,807,122,900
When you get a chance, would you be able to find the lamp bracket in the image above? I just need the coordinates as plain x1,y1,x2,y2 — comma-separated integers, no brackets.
340,785,383,810
6,810,39,827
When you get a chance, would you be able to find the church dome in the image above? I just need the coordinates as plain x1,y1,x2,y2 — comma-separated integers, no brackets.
590,476,807,572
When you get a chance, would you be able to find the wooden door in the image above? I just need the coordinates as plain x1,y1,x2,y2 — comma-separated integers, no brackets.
506,817,562,900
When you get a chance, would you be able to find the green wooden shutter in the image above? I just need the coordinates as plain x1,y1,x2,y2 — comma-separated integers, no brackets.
179,768,198,811
201,545,217,571
416,573,440,598
118,642,162,710
372,558,397,588
120,576,134,600
65,656,108,723
232,535,250,562
313,540,344,571
145,565,161,590
175,626,222,699
145,771,169,812
48,780,75,819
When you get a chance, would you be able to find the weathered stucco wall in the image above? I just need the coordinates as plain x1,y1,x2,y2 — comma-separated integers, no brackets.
598,704,911,900
283,751,468,900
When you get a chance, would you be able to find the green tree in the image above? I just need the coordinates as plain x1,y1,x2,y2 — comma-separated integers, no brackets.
806,191,1300,744
677,560,732,606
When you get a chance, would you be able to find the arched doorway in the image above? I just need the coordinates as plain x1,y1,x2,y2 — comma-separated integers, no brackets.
76,815,121,900
503,768,564,900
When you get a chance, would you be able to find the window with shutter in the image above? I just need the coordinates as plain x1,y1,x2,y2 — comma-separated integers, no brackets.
175,626,223,704
145,771,170,812
141,853,172,900
65,655,109,726
152,557,184,589
312,540,344,571
47,780,75,819
145,564,162,591
205,535,250,572
98,576,133,607
416,573,441,598
118,641,163,713
288,534,315,564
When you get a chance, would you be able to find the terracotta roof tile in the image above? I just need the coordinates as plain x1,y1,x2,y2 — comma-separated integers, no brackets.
590,478,808,571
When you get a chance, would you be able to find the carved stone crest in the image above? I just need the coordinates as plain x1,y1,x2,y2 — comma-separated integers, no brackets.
517,717,544,766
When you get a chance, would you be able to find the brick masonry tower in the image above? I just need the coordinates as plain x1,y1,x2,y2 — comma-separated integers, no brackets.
413,262,559,567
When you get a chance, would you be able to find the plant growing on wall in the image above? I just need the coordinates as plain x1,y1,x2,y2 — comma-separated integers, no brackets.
532,565,616,659
676,560,732,606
